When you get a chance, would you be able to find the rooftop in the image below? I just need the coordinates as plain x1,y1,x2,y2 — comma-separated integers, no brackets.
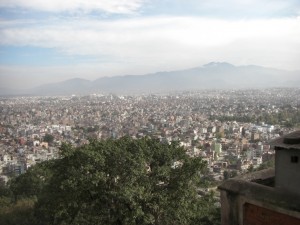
218,169,300,213
269,130,300,150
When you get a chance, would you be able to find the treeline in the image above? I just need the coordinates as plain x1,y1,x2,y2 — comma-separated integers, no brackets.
210,110,300,127
0,137,220,225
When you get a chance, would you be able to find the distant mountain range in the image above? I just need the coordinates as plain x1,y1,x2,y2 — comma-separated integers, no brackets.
1,62,299,96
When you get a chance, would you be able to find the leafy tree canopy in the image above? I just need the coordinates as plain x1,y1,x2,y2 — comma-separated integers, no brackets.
5,137,220,225
43,133,54,143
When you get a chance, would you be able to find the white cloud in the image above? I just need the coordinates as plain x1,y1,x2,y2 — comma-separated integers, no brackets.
1,0,300,89
0,0,145,14
1,16,300,88
199,0,300,16
1,16,299,60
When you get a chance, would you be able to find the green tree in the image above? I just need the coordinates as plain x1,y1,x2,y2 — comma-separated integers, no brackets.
32,137,219,225
223,170,238,180
0,198,37,225
215,132,224,139
223,171,230,180
9,161,54,201
255,158,275,171
43,134,54,143
0,182,37,225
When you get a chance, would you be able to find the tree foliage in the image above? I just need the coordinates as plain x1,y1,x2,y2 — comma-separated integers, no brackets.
223,170,238,180
0,198,37,225
9,161,54,201
4,137,220,225
43,133,54,143
210,108,300,127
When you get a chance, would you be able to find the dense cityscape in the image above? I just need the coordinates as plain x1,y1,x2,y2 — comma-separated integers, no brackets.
1,88,299,186
1,0,300,224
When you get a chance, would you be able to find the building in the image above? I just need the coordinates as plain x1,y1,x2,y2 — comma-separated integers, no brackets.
212,140,222,154
218,130,300,225
271,130,300,196
251,131,260,141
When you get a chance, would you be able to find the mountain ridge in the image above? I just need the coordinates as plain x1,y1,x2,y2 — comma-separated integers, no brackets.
1,62,299,96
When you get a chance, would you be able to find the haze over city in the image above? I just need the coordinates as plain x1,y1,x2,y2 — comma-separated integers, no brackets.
2,2,300,224
0,0,300,90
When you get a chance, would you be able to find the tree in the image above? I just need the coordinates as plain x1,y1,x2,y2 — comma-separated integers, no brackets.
223,171,230,180
0,198,37,225
32,137,219,225
0,181,37,225
215,132,224,139
9,161,54,202
223,170,238,180
43,134,54,143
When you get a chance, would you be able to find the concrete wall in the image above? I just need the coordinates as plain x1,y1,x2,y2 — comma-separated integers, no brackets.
275,149,300,196
219,169,300,225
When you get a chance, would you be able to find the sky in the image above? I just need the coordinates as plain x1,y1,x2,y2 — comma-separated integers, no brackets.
0,0,300,89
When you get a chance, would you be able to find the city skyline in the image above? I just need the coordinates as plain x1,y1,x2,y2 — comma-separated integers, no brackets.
1,0,300,89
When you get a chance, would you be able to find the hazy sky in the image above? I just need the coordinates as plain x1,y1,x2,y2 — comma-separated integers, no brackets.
0,0,300,89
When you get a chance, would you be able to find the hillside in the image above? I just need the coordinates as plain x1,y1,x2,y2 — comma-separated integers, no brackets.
1,62,299,96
